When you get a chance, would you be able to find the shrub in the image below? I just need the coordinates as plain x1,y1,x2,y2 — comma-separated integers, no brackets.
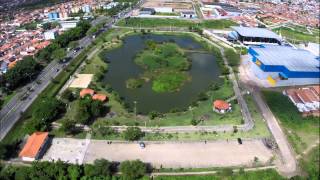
123,127,144,141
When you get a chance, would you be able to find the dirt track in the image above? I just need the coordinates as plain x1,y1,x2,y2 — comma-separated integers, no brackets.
84,140,273,168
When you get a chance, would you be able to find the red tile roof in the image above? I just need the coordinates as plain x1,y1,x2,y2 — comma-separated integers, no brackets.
92,94,108,102
19,132,49,158
213,100,230,110
80,88,95,98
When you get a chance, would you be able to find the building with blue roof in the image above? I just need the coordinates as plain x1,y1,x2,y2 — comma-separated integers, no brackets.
247,45,320,86
228,26,283,45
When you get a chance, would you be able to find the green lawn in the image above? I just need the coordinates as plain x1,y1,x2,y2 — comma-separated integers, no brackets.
262,91,319,155
273,27,319,43
117,18,237,29
155,169,284,180
299,146,320,179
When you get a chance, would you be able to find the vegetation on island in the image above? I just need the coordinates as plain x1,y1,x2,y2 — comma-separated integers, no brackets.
127,40,191,93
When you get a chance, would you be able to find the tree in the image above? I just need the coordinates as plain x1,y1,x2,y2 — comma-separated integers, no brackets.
72,100,91,124
52,48,66,61
84,164,98,177
191,118,199,126
67,165,82,180
93,159,112,176
61,89,74,101
3,56,41,90
68,41,79,49
28,98,64,132
61,119,76,135
32,98,64,124
120,160,146,180
123,127,144,141
90,100,103,117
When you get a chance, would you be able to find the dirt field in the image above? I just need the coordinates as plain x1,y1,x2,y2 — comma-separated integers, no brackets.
69,74,93,88
84,140,273,168
142,0,194,11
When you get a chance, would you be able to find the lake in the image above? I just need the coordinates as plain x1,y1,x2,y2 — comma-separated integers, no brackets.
102,34,220,113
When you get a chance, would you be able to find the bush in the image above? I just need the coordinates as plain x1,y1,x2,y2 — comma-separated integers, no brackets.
191,118,199,126
125,78,144,89
123,127,144,141
61,89,74,101
148,111,162,120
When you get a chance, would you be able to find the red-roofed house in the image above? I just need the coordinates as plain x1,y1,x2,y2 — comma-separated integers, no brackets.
213,100,231,114
19,132,49,161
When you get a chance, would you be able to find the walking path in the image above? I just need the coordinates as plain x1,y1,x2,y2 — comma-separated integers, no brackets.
252,90,297,176
151,166,276,177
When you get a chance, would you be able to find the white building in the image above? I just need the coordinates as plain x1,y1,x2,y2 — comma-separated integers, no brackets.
60,20,78,31
44,30,58,40
153,7,173,13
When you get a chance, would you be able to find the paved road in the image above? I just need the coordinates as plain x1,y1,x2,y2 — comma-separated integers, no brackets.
252,90,297,175
0,4,139,141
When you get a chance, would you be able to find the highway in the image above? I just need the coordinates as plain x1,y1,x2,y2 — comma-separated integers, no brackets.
0,5,137,141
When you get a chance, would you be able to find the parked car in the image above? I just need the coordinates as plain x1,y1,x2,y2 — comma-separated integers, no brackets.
139,142,145,149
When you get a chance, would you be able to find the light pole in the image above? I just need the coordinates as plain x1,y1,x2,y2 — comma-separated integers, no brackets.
134,100,137,122
189,106,194,120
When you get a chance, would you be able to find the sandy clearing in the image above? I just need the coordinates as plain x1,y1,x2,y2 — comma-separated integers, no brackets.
84,140,273,168
69,74,93,88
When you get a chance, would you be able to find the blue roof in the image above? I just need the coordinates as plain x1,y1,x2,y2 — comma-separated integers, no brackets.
232,26,281,40
250,45,320,72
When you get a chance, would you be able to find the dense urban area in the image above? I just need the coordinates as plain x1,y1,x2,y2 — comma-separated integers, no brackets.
0,0,319,179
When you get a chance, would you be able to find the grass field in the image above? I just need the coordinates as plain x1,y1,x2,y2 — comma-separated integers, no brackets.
262,91,319,155
117,18,237,29
299,145,320,179
154,169,284,180
273,27,319,43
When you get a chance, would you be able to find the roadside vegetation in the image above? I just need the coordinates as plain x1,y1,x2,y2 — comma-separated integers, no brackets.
117,18,237,29
262,91,319,155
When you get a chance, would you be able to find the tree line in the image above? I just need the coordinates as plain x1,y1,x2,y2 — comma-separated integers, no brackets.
0,159,149,180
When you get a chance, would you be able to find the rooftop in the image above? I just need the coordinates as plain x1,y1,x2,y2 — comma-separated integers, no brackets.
92,94,108,102
232,26,281,40
19,132,49,158
213,100,230,110
250,45,320,72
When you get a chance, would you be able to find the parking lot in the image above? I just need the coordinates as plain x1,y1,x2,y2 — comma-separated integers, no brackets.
84,140,273,168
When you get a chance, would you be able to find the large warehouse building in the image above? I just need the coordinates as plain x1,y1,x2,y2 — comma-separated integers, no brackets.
228,26,283,45
247,45,320,86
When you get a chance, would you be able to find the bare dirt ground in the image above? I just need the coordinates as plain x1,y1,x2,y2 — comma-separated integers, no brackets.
84,140,273,168
69,74,93,88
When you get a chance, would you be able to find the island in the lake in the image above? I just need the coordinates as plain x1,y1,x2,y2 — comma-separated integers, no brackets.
126,40,191,93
